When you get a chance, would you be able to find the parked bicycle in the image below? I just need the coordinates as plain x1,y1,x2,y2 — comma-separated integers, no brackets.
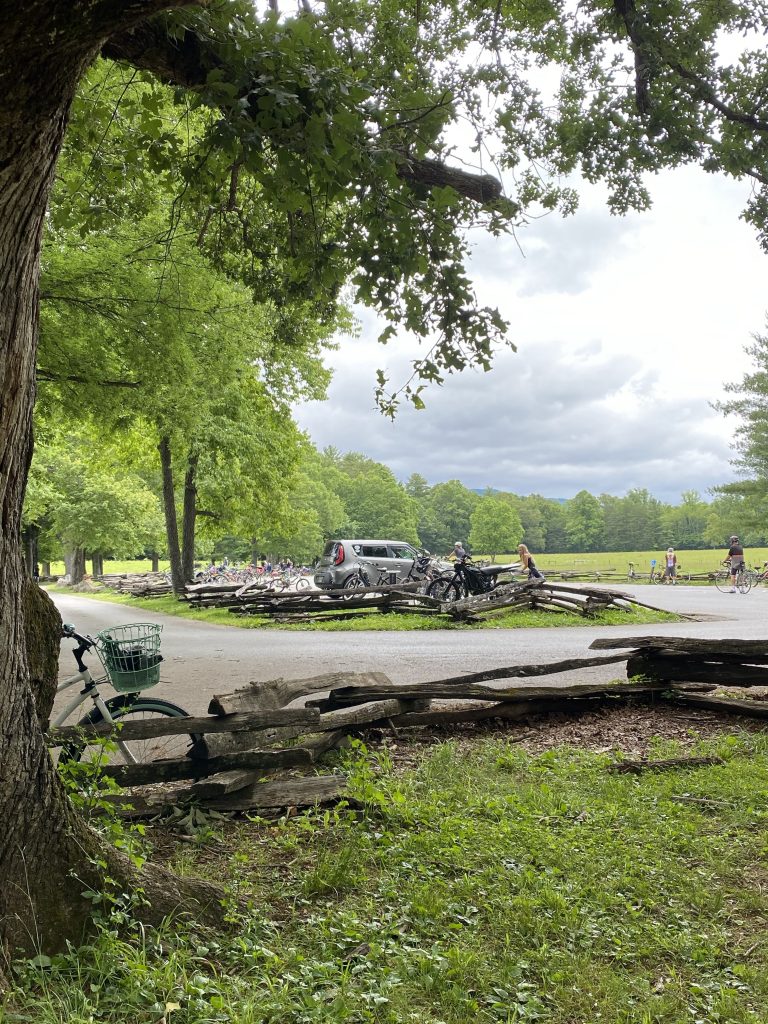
343,553,439,593
426,556,520,602
269,567,312,592
55,622,197,768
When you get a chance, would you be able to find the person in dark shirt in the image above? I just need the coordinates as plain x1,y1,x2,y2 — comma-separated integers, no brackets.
725,535,745,593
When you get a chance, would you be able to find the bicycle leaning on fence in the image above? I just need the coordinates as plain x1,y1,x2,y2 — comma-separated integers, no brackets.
342,553,440,594
55,622,198,768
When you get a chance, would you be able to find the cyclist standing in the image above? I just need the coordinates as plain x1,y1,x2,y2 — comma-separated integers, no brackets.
725,535,745,593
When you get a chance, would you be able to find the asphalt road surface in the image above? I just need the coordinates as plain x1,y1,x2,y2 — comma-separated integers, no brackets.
50,584,768,716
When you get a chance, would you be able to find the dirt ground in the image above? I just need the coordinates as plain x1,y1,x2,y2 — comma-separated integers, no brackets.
381,697,767,762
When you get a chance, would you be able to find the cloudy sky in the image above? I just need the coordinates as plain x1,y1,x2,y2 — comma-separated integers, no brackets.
294,165,768,504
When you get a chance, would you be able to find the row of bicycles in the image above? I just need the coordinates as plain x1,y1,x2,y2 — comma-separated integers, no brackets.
194,564,313,591
340,554,523,603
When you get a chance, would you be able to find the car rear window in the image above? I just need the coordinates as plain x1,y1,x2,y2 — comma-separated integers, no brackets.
321,541,338,557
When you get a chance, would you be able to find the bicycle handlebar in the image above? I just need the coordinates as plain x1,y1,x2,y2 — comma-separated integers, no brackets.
61,622,96,672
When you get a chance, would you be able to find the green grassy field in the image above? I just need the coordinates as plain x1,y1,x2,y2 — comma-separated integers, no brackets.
496,548,768,578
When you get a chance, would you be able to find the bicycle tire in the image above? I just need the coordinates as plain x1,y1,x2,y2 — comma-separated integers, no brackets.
426,576,464,602
713,569,733,593
737,570,753,594
295,576,311,591
58,695,199,767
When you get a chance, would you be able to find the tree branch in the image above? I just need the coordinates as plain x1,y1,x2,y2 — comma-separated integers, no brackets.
614,0,768,133
36,369,142,388
101,17,504,204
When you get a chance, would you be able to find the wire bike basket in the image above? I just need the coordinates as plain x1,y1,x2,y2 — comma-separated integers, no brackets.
95,623,163,693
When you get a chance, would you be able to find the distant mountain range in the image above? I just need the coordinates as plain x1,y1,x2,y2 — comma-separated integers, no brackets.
470,488,567,504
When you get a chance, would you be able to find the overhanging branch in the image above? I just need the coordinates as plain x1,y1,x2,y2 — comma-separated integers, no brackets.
102,18,504,205
36,369,142,388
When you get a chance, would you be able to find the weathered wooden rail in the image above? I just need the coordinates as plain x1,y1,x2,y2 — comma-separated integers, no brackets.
47,636,768,819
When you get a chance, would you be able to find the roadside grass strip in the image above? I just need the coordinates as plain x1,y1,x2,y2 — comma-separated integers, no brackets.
45,586,677,631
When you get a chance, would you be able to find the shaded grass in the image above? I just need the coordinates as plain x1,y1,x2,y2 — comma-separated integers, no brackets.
9,732,768,1022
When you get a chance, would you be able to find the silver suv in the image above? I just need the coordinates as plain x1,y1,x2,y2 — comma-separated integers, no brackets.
313,539,423,590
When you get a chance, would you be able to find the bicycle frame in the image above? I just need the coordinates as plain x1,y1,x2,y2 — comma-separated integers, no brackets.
54,666,140,763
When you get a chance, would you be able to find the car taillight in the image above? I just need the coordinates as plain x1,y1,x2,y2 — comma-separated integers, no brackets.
334,544,345,565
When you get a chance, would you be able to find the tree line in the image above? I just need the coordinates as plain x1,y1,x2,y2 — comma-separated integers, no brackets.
24,434,767,577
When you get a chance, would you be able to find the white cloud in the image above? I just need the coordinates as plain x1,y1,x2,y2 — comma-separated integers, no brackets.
295,165,767,504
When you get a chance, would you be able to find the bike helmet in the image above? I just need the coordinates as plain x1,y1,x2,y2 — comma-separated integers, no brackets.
730,535,739,542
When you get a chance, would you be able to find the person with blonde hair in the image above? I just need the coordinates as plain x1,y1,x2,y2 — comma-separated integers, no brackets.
663,547,678,584
517,543,544,580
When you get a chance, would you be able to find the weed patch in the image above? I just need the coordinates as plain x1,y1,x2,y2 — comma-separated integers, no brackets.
8,724,768,1023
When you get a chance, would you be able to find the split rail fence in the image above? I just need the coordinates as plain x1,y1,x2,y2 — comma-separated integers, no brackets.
46,636,768,819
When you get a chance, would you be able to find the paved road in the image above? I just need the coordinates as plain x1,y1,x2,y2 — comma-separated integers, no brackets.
51,585,768,715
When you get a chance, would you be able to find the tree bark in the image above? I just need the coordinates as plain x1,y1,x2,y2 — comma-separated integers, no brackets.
158,435,185,592
0,0,219,961
68,547,86,584
181,449,199,583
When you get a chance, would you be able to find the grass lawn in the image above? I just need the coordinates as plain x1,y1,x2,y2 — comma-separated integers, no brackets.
8,728,768,1023
45,585,678,631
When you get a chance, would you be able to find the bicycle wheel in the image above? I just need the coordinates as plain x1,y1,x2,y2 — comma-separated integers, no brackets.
295,576,311,591
58,695,199,767
713,569,733,593
737,570,753,594
426,576,464,602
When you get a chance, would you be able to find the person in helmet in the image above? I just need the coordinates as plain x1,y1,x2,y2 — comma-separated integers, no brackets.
725,535,745,592
452,541,468,561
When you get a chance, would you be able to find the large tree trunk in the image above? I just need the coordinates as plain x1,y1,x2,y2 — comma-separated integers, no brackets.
66,546,87,584
158,435,185,592
182,450,199,583
0,0,217,963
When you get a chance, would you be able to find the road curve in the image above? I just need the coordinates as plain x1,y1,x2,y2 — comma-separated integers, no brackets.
51,585,768,716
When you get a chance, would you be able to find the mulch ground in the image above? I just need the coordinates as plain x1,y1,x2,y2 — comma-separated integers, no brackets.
377,698,767,762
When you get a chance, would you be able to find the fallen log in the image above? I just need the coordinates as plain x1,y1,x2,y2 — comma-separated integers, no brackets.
626,654,768,687
208,671,394,715
188,769,259,799
100,774,347,818
606,756,724,774
310,678,711,712
669,692,768,719
590,636,768,658
189,700,420,760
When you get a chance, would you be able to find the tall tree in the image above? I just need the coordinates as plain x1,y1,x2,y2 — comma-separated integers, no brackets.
425,480,480,555
661,490,711,550
564,490,605,552
469,495,522,560
5,0,768,961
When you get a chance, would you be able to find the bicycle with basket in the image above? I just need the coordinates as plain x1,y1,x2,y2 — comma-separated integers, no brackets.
55,621,198,768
